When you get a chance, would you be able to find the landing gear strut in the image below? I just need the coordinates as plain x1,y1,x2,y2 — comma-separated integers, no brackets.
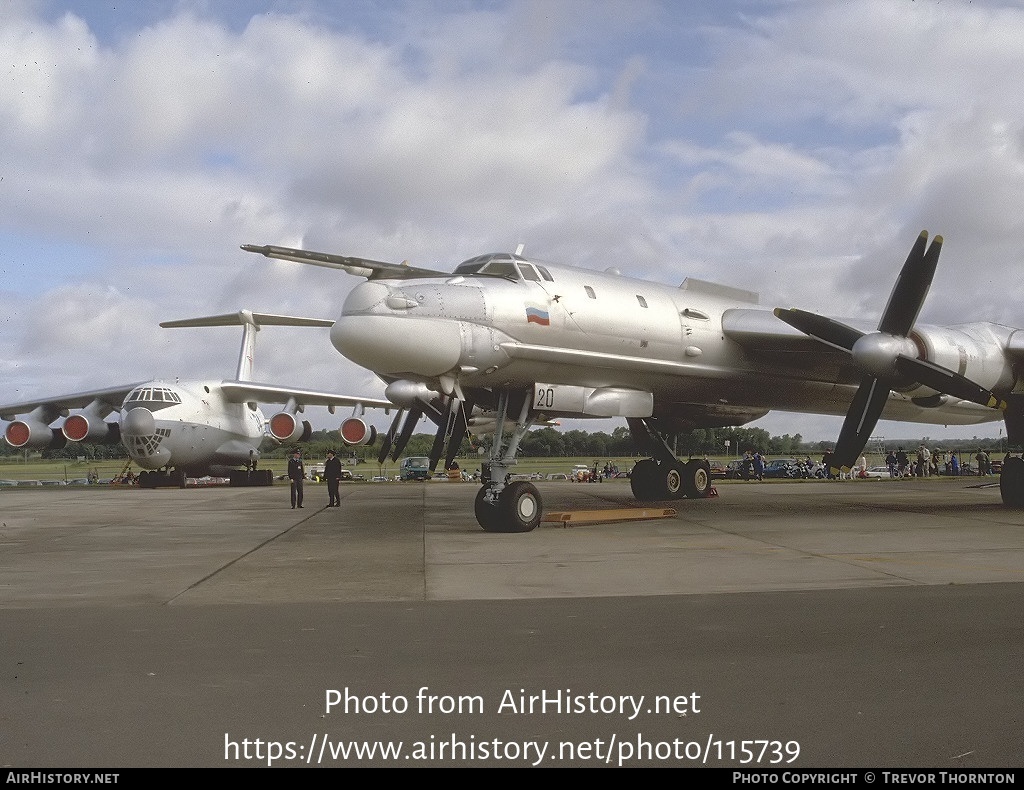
474,391,542,532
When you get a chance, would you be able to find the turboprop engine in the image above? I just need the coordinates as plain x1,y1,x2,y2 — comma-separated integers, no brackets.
268,412,313,443
894,323,1018,398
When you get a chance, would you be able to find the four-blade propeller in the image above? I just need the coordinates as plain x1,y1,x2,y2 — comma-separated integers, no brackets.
775,231,1005,470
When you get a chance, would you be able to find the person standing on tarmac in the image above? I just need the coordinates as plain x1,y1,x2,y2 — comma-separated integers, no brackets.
325,450,342,507
288,449,305,509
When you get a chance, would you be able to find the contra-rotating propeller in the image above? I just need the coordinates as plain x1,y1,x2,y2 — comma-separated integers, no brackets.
774,231,1006,470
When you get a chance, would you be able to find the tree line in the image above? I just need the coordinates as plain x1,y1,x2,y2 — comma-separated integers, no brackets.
1,425,1006,462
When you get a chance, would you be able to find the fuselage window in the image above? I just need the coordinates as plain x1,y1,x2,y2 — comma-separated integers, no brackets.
636,295,648,308
584,285,596,299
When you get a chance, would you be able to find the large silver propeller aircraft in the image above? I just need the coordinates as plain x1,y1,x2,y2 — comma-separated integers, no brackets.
1,310,390,487
243,232,1024,530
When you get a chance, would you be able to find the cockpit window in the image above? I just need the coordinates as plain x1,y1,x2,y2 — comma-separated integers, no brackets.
517,264,541,281
126,386,181,404
453,253,529,280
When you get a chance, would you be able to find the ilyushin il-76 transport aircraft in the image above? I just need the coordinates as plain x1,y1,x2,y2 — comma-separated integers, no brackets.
243,232,1024,531
0,310,391,487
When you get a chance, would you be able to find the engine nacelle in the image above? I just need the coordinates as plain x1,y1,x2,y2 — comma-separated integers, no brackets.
268,412,313,443
340,417,377,446
62,414,121,444
905,324,1016,397
5,420,67,450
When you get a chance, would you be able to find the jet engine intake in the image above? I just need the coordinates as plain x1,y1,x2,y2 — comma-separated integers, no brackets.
5,419,67,450
340,417,377,446
268,412,312,443
62,414,121,444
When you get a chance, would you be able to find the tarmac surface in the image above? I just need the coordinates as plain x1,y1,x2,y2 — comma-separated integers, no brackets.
2,476,1023,768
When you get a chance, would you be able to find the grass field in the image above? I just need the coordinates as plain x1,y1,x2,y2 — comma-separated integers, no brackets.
0,452,904,486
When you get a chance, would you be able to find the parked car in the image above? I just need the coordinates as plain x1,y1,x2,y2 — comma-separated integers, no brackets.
706,459,729,480
724,460,746,479
763,459,800,478
570,464,591,481
860,466,891,478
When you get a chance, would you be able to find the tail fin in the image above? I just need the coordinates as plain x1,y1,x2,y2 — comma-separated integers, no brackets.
159,310,334,382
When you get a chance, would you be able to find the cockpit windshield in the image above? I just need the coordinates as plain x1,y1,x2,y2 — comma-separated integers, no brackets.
452,253,551,282
125,386,182,404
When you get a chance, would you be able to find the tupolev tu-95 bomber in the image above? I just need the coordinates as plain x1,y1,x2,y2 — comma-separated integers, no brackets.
242,232,1024,530
0,310,391,487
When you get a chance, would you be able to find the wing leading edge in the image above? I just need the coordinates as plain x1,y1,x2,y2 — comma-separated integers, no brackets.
219,381,392,411
0,384,146,421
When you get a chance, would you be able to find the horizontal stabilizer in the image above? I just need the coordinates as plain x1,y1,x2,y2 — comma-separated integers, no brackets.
160,310,333,329
241,244,450,280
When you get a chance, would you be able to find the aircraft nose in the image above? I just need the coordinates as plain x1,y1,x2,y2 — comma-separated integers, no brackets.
331,315,462,376
122,406,155,436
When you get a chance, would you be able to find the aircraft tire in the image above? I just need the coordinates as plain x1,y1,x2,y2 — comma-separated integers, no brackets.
172,469,186,488
499,481,542,533
999,457,1024,508
663,463,685,499
138,471,154,489
474,486,504,532
682,460,712,499
630,459,661,501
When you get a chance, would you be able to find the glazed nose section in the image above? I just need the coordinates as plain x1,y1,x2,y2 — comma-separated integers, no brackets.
331,314,462,376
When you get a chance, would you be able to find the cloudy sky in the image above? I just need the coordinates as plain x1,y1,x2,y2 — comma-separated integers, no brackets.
2,0,1022,443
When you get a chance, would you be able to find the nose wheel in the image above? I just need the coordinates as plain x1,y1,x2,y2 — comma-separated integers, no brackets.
475,482,542,533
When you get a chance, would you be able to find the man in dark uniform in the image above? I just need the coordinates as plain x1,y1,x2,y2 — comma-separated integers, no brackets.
288,449,305,508
325,450,342,507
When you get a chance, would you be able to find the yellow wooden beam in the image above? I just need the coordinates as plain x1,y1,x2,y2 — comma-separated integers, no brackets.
542,507,677,526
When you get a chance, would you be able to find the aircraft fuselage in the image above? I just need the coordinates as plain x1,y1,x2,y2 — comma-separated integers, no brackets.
119,381,265,475
330,254,1014,430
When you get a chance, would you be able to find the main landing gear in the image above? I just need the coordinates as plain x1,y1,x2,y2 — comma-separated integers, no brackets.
629,457,712,501
137,469,186,489
474,391,543,533
1000,456,1024,508
626,417,712,502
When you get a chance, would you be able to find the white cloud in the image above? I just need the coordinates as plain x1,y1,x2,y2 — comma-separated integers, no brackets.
1,1,1022,443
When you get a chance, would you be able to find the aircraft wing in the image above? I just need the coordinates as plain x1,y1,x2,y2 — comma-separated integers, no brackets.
0,384,146,420
240,244,450,280
498,343,732,377
219,381,393,411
